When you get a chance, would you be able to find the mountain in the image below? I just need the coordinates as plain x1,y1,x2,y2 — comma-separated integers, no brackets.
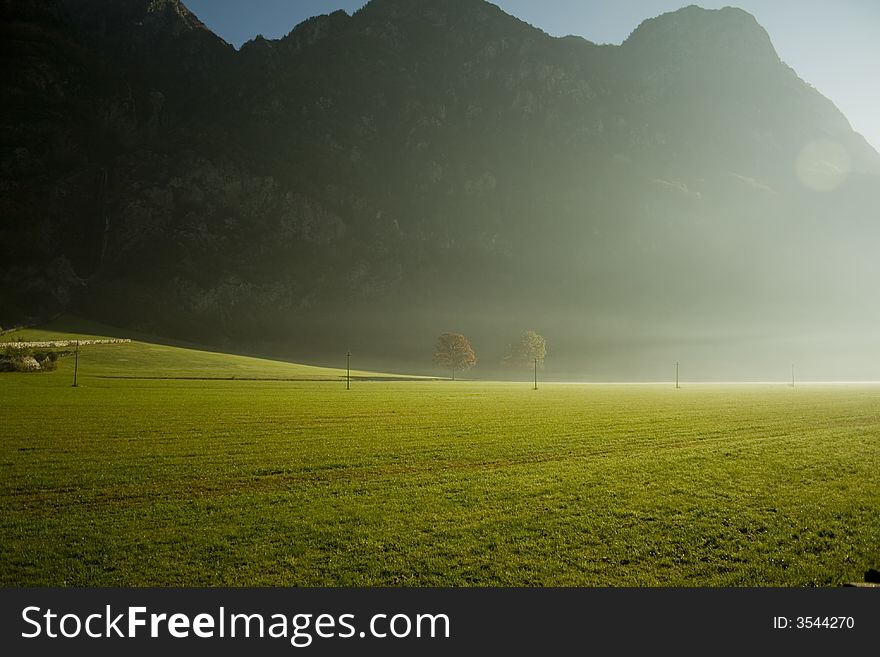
2,0,879,378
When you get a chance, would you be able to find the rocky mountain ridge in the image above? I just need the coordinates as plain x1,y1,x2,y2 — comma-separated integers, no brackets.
2,0,878,376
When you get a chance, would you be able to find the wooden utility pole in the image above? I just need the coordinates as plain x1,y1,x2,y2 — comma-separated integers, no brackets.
675,361,680,389
72,340,79,387
790,364,795,388
346,351,351,390
534,357,538,390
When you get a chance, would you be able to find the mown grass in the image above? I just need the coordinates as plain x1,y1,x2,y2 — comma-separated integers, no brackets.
0,327,877,586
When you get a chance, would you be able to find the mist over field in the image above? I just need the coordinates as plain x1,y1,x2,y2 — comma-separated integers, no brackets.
2,0,879,380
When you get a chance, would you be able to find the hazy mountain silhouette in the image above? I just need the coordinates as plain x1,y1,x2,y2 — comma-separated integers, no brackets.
2,0,879,378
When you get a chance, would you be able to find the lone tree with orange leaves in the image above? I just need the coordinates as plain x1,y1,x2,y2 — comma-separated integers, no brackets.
433,333,476,381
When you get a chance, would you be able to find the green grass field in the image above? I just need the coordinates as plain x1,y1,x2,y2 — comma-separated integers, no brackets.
1,324,878,586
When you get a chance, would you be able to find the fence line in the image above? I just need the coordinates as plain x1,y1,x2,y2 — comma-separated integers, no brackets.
2,339,131,349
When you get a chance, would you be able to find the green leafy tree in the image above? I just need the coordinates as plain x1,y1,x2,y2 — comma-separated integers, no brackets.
433,333,476,380
502,330,547,369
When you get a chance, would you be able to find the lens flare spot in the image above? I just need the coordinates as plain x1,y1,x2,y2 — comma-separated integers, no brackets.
795,139,851,191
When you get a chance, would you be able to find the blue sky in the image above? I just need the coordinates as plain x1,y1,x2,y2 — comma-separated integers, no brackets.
185,1,879,151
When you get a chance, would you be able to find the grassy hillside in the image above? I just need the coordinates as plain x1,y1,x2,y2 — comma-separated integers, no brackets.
1,318,416,380
2,333,878,586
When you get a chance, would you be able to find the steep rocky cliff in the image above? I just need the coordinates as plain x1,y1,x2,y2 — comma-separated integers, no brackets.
2,0,878,375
